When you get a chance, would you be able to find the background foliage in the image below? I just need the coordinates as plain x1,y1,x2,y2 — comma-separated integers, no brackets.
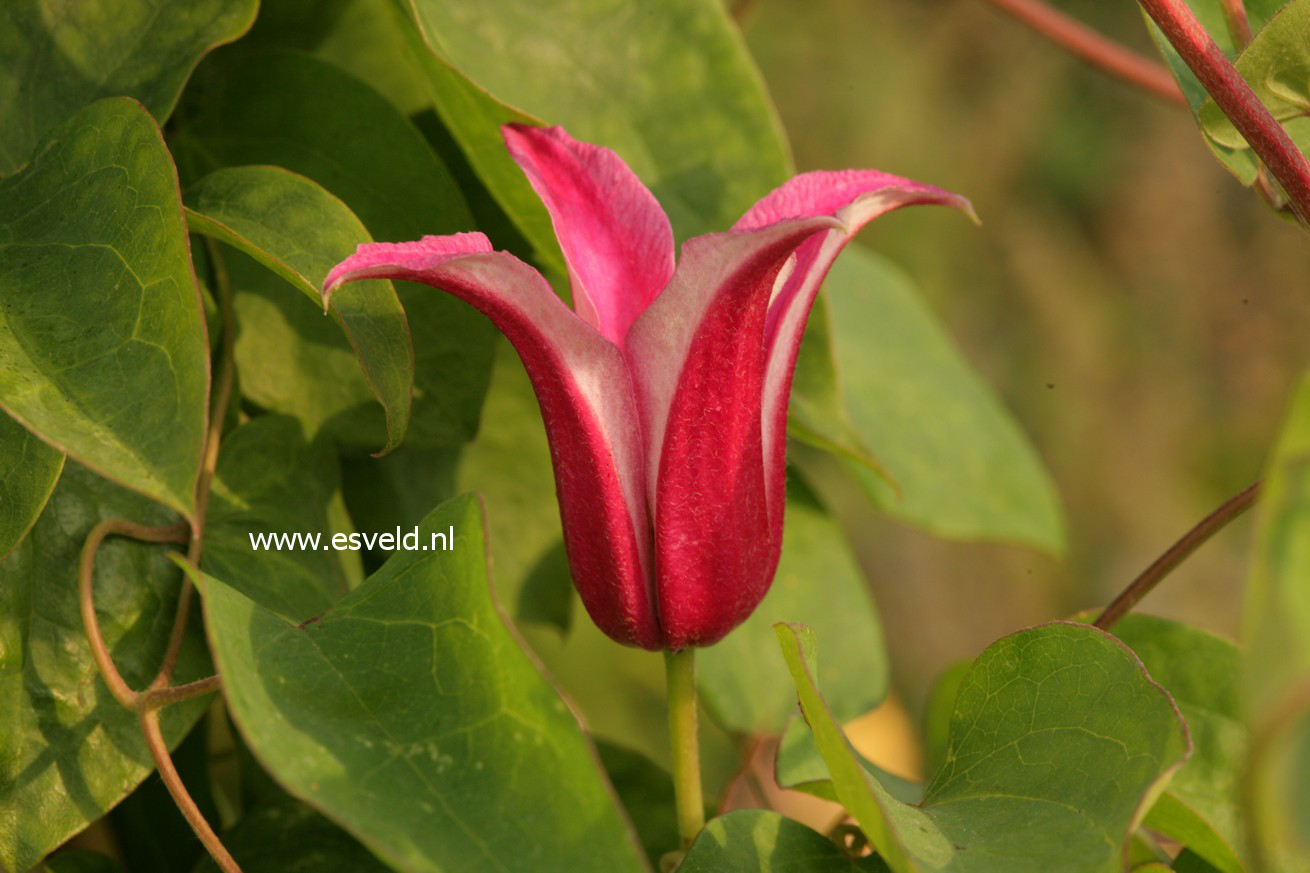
2,0,1308,871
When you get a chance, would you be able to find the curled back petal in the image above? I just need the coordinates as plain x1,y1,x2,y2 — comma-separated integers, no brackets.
736,171,976,533
325,235,661,649
503,124,675,349
625,218,840,649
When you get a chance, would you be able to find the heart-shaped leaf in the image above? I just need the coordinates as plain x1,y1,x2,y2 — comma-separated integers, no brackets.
196,495,648,872
776,621,1189,873
0,98,209,518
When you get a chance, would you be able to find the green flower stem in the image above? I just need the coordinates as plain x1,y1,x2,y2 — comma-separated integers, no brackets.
664,647,705,849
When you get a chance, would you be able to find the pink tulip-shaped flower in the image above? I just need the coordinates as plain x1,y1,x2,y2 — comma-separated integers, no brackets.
325,124,970,651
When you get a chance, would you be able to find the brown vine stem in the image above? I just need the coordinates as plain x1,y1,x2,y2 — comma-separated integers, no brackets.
1094,481,1261,630
981,0,1186,106
140,708,241,873
1138,0,1310,226
79,519,189,709
150,237,237,693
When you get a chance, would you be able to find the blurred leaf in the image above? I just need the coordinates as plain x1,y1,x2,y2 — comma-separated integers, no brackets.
790,294,896,488
1142,0,1285,184
1243,373,1310,869
316,0,433,117
681,810,888,873
1106,615,1248,873
0,412,62,560
196,495,648,872
699,481,887,734
776,715,923,806
0,0,256,175
920,660,971,782
0,98,208,518
202,416,350,624
193,801,391,873
455,341,562,613
776,621,1189,873
0,464,211,872
595,741,680,868
185,165,415,454
1201,1,1310,152
817,246,1064,553
172,48,494,447
518,540,575,635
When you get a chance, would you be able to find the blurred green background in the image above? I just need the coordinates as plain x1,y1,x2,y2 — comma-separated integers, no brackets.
744,0,1310,705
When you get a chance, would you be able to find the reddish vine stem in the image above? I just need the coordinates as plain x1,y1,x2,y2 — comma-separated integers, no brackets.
1138,0,1310,225
1220,0,1253,50
1094,481,1261,630
79,519,190,709
150,237,237,693
140,708,241,873
981,0,1186,105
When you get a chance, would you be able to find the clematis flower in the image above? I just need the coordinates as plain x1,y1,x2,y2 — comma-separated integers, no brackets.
324,124,970,651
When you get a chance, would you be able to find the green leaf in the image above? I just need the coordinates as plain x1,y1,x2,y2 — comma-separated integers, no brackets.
0,412,63,560
223,250,393,452
776,715,923,806
0,98,209,518
455,341,565,614
1243,373,1310,869
201,416,351,624
517,539,575,635
789,293,896,488
1201,0,1310,150
776,621,1190,873
0,0,256,175
398,0,790,241
196,495,648,873
699,481,887,734
193,801,392,873
0,463,212,872
1142,0,1286,184
680,810,888,873
171,48,495,447
315,0,434,118
185,165,415,454
595,741,680,869
1104,615,1248,873
920,660,971,781
814,246,1064,553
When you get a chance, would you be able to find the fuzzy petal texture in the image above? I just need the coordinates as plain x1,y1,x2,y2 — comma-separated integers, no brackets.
504,124,675,348
325,235,660,648
625,217,841,648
